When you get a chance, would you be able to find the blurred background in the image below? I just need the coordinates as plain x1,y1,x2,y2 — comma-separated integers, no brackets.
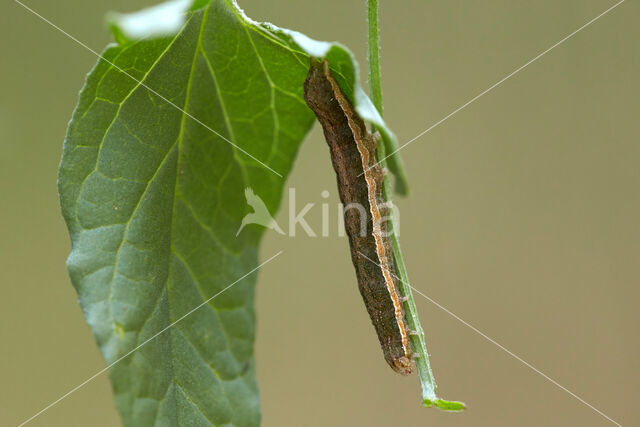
1,0,638,426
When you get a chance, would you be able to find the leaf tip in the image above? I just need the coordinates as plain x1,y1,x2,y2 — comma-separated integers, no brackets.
423,398,467,412
393,174,410,196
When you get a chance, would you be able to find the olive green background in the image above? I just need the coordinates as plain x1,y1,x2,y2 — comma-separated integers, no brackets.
1,1,637,426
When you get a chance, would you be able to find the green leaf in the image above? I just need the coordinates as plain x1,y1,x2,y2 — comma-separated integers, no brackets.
59,1,314,425
59,0,411,425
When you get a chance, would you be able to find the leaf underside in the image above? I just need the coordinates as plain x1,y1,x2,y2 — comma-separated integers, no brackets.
59,0,413,426
60,2,315,425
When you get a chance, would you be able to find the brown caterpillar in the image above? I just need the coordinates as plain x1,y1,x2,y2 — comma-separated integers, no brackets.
303,59,413,375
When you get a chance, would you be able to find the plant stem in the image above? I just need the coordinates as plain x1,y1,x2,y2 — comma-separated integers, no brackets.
367,0,383,115
366,0,464,411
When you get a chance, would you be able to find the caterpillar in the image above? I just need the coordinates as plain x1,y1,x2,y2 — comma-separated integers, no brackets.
303,59,413,375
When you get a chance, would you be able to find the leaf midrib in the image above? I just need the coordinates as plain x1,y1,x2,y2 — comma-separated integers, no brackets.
156,6,210,424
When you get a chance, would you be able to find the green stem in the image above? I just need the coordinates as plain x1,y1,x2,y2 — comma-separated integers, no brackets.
366,0,464,411
367,0,383,114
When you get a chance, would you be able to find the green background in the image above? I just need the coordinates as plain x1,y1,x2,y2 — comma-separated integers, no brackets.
1,1,637,426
